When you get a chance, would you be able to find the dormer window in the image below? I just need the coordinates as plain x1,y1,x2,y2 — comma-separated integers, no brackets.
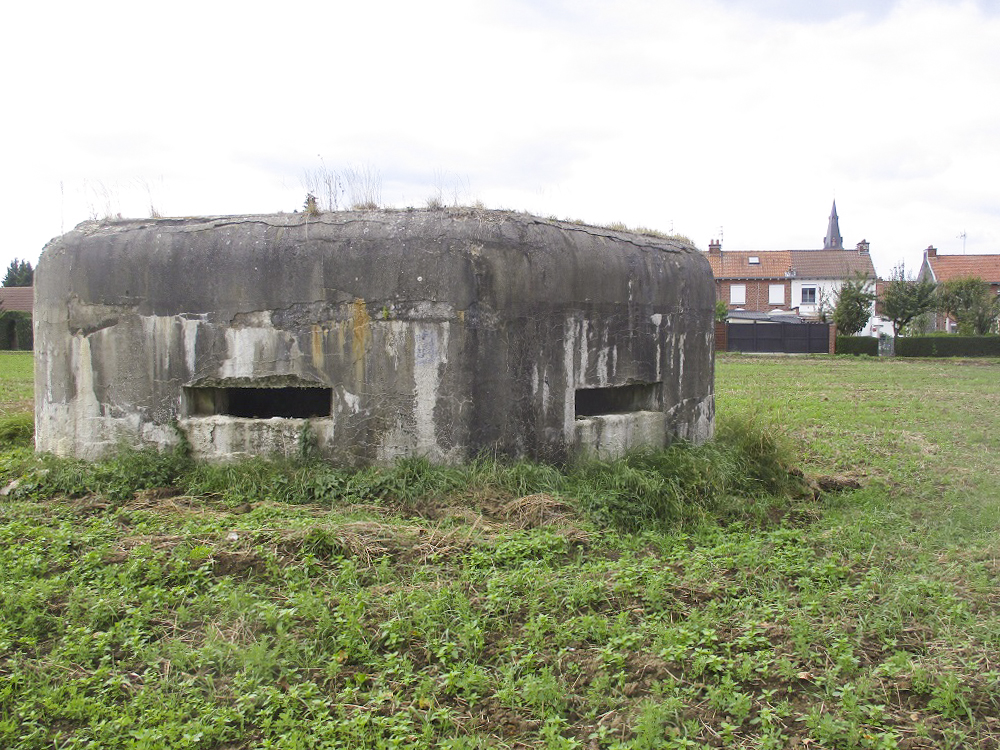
748,256,760,265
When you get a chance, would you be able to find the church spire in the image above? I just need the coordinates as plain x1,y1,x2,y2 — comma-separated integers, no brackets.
823,200,843,250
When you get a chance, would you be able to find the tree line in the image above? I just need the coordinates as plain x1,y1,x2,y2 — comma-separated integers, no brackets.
2,259,32,288
4,254,995,338
834,266,1000,337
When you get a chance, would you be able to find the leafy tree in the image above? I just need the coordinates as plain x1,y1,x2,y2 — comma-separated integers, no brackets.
937,277,1000,335
715,299,729,323
2,259,32,287
879,263,937,337
832,274,876,336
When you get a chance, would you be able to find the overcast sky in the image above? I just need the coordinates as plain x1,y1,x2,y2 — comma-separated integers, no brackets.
5,0,999,279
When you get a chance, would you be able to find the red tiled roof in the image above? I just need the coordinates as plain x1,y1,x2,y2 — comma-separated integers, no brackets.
706,251,792,280
789,250,876,279
0,287,33,313
927,254,1000,284
706,249,875,281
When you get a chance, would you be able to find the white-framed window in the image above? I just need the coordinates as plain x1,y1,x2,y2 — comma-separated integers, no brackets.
769,284,784,305
748,256,760,265
801,286,817,305
730,284,746,305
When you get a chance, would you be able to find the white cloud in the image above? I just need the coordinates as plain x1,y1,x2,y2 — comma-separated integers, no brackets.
4,0,999,278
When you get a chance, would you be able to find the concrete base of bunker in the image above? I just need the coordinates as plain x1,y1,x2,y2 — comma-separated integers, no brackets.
572,412,667,460
34,208,716,464
179,416,335,462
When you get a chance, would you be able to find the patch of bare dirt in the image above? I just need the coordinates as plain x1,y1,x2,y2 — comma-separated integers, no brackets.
765,504,823,528
211,549,268,577
815,474,863,492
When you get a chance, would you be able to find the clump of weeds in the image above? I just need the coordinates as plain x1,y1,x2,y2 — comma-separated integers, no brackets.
4,356,1000,747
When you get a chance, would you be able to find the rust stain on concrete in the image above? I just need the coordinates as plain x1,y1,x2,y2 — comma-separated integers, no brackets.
351,298,370,382
311,325,324,370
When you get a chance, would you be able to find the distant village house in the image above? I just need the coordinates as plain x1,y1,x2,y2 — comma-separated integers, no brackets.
0,286,33,351
705,202,884,335
917,245,1000,332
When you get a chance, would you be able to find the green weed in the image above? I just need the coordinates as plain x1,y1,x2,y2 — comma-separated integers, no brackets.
2,355,1000,747
565,414,796,531
0,412,33,448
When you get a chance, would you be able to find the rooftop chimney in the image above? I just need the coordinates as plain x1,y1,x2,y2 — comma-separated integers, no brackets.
856,239,870,255
926,245,937,258
708,239,722,255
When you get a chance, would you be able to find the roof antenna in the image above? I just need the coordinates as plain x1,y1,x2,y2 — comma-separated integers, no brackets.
958,230,967,254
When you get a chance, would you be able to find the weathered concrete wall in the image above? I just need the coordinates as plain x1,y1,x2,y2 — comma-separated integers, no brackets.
35,209,715,463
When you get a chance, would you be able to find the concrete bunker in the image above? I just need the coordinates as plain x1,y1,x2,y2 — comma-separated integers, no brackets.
34,209,715,463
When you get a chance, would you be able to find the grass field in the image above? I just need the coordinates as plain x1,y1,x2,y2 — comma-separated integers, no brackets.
2,353,999,749
0,352,33,418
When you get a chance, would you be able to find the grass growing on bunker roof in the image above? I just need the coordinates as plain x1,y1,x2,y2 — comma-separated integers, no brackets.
4,354,1000,748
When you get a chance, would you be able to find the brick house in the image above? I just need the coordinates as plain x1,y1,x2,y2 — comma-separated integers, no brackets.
917,245,1000,332
705,202,881,333
0,286,33,314
0,286,34,351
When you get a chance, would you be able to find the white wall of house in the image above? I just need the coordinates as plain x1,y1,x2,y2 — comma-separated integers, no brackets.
792,278,887,336
791,278,844,317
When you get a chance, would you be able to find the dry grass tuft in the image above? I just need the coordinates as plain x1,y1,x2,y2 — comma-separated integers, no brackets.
333,522,394,564
500,493,576,529
411,525,472,563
